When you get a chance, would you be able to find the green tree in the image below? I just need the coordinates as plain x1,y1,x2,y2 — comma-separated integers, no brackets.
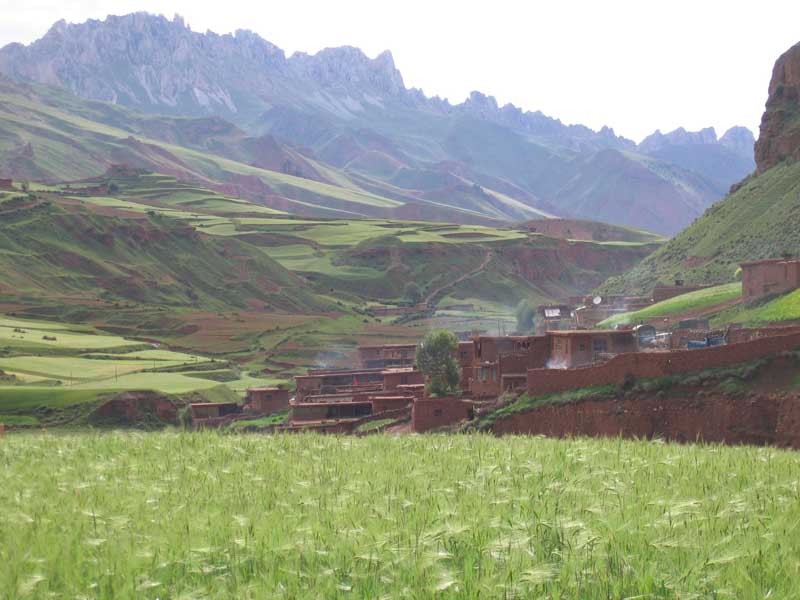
515,299,535,334
404,282,423,305
416,330,461,397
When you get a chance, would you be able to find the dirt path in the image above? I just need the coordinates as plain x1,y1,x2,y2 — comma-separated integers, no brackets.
425,249,493,307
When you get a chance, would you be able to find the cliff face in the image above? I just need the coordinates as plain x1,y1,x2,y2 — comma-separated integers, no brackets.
755,41,800,173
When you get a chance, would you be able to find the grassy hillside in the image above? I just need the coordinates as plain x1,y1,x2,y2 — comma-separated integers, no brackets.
520,218,666,244
0,81,546,224
3,432,799,597
713,287,800,326
0,172,661,413
0,190,327,314
598,283,742,328
601,161,800,295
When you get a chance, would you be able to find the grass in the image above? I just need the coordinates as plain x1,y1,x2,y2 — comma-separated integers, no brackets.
356,418,397,432
603,161,800,294
713,287,800,326
598,283,742,328
2,432,800,597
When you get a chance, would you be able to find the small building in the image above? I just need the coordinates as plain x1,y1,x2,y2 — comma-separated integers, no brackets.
382,368,424,391
290,400,373,425
741,258,800,302
0,178,13,190
469,336,550,398
189,402,241,420
535,304,573,334
245,387,289,414
411,396,474,433
357,344,417,369
189,402,242,428
548,330,638,368
294,368,385,402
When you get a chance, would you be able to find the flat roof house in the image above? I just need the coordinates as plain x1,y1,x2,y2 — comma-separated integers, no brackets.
741,258,800,302
548,330,638,369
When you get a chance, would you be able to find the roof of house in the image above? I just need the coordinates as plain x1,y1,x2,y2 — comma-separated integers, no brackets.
547,329,634,336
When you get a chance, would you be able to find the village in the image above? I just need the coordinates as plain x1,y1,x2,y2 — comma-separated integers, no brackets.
190,257,800,433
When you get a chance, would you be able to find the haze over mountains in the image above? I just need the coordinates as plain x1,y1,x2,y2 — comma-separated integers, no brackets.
604,41,800,294
0,12,757,234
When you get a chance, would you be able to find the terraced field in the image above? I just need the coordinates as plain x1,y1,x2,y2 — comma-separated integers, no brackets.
0,313,287,427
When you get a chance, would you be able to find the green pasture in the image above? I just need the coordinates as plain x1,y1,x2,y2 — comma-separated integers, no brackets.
2,433,800,598
713,287,800,326
599,283,742,328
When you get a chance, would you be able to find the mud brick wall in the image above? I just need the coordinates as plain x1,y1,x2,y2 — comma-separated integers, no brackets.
727,325,800,344
383,370,423,391
652,285,709,303
246,389,289,414
527,331,800,397
412,397,472,432
371,396,413,413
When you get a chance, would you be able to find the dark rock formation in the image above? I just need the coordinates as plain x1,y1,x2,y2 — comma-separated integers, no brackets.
755,41,800,173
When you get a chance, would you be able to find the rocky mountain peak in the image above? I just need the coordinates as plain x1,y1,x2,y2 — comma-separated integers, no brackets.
719,126,756,158
638,126,720,153
755,41,800,173
288,46,405,95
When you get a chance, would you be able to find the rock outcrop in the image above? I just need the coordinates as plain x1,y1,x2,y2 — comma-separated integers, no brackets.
755,41,800,173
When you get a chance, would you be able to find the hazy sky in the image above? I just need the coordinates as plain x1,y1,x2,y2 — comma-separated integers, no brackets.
1,0,798,142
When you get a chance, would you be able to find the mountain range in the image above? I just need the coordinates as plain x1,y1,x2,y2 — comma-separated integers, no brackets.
0,12,757,234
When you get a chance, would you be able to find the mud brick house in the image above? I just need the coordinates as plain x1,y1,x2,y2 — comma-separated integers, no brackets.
295,366,422,401
528,327,800,398
190,402,242,427
245,387,289,414
468,335,550,398
291,400,374,423
357,344,417,369
294,368,386,402
547,330,638,369
0,178,13,190
741,258,800,302
411,396,474,433
382,368,424,390
535,304,573,334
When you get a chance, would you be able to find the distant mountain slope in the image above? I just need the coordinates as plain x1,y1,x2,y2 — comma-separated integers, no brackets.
0,79,546,224
601,41,800,294
520,218,665,244
0,13,756,234
638,126,755,191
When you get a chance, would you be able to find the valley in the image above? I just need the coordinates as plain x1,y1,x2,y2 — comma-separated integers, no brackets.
2,9,800,599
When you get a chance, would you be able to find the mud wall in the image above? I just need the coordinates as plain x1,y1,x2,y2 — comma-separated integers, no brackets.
527,331,800,397
492,393,800,449
412,397,473,432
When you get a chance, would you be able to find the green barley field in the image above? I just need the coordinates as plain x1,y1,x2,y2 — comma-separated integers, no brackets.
2,433,800,598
